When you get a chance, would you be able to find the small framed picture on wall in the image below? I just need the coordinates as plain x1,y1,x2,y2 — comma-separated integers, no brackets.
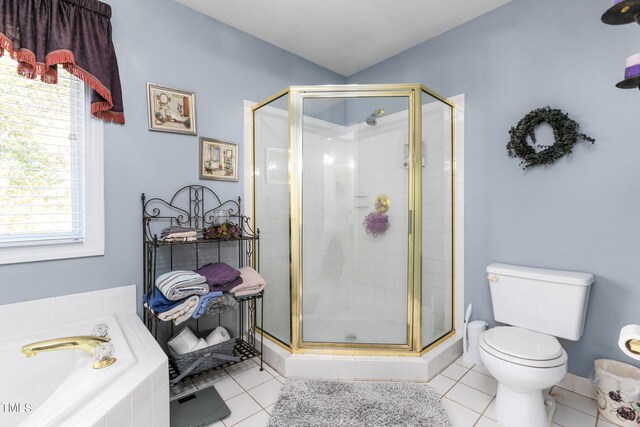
199,137,238,181
147,83,197,135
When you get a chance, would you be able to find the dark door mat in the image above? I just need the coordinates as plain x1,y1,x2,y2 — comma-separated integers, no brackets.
170,387,231,427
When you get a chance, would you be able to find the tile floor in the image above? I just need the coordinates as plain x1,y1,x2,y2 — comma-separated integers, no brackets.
171,356,614,427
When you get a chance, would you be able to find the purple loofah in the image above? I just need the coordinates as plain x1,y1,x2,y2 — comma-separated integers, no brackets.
363,212,390,237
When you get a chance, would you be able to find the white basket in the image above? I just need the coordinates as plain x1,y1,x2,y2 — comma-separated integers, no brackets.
592,359,640,426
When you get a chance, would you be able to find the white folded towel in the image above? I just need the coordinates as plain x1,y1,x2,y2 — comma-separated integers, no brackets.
168,327,198,354
155,295,199,326
165,230,197,239
191,338,209,352
206,326,230,346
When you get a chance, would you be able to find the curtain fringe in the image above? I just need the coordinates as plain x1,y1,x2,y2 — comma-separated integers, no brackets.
0,32,124,125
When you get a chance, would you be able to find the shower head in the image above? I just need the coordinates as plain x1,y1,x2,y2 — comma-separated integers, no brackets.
365,109,385,126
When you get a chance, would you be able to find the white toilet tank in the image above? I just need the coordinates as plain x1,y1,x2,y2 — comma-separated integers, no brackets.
486,263,594,341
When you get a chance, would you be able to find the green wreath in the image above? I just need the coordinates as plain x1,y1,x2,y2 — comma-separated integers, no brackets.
507,107,595,169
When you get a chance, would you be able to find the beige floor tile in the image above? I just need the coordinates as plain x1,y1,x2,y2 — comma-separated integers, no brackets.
551,387,598,417
428,374,457,395
231,410,270,427
459,369,498,396
441,363,470,381
445,382,492,413
247,379,283,408
441,397,481,427
221,393,262,426
553,403,597,427
214,378,244,400
230,365,275,390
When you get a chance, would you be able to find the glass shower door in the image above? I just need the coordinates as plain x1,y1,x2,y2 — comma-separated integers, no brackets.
253,93,291,346
299,95,411,346
421,91,454,349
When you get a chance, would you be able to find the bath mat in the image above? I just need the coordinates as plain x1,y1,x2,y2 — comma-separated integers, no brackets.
170,387,230,427
268,378,451,427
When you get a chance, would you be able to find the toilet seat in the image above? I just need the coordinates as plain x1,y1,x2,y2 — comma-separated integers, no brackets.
480,326,567,368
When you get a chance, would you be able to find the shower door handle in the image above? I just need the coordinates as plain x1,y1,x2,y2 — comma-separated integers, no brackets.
408,210,413,235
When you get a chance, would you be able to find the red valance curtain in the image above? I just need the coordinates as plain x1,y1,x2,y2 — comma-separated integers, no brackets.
0,0,124,123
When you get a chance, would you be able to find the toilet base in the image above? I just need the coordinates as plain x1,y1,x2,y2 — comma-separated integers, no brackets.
494,384,557,427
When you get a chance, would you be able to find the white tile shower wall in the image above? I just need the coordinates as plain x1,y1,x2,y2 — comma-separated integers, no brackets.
296,109,411,345
351,113,410,344
0,285,137,341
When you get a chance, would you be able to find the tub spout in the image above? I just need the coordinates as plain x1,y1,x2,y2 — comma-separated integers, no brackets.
21,335,116,369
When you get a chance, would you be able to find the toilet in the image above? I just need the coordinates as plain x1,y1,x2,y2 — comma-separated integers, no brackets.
479,263,594,427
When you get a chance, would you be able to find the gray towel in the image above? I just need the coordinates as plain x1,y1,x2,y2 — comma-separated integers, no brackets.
204,293,238,315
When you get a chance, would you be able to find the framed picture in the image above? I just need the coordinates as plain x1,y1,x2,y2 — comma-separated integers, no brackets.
266,148,288,184
200,138,238,181
147,83,196,135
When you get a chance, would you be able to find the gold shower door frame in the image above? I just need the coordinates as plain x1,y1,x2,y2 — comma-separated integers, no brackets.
251,84,456,356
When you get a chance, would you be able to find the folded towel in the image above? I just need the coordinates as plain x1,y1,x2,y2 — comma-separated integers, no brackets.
160,225,196,238
233,284,265,297
163,236,197,243
168,327,199,354
204,293,239,315
192,290,224,319
156,270,209,300
143,292,192,313
206,326,230,346
151,295,199,325
164,230,197,239
210,275,243,292
197,262,242,287
191,338,209,352
229,266,266,296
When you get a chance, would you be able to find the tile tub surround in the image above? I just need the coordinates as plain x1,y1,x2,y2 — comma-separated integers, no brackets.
0,286,169,427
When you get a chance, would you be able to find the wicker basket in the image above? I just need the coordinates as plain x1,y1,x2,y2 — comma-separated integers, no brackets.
169,328,240,384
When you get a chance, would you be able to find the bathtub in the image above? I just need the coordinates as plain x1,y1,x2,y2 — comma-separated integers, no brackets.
0,316,135,427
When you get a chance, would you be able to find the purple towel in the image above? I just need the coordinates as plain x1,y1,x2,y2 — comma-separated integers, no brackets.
211,275,243,292
197,262,243,291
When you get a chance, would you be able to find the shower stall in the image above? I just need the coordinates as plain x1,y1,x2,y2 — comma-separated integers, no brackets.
252,84,455,355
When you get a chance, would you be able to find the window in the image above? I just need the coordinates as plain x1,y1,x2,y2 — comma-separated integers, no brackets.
0,56,104,264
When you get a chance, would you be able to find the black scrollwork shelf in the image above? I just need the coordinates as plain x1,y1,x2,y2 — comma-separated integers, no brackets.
140,185,264,395
141,185,258,244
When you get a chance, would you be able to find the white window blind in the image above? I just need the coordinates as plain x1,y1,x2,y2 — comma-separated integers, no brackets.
0,55,87,247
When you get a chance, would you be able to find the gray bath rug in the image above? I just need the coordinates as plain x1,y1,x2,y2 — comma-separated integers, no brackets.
268,378,451,427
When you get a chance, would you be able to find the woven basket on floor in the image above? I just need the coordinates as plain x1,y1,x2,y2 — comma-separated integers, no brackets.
169,328,239,384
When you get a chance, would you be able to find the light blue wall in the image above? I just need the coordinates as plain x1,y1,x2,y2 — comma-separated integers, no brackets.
0,0,342,304
3,0,638,378
349,0,640,376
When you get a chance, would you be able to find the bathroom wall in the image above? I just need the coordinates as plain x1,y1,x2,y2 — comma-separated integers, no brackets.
349,0,640,375
0,0,343,305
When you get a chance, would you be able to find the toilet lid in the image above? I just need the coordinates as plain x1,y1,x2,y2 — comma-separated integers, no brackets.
482,327,563,361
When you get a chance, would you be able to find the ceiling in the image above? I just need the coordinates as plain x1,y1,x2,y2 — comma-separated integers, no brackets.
173,0,511,77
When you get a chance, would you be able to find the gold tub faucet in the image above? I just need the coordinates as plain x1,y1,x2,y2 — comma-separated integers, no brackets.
21,335,117,369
